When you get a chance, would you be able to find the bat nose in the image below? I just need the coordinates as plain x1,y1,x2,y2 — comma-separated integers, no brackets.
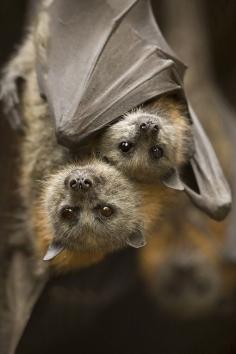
139,120,159,134
70,177,92,191
65,172,93,191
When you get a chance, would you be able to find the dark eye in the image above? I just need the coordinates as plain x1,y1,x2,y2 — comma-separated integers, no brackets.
150,145,164,160
60,207,79,221
99,206,114,218
119,141,134,153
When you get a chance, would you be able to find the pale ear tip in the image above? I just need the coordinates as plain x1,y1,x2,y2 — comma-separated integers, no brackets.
42,243,65,261
162,180,185,191
43,255,52,261
140,240,147,248
126,239,147,249
175,183,185,191
136,241,147,248
43,252,55,261
161,168,185,191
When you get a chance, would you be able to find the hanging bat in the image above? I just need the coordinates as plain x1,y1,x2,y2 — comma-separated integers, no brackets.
0,0,233,353
19,68,153,269
20,65,175,267
0,0,232,221
1,50,173,353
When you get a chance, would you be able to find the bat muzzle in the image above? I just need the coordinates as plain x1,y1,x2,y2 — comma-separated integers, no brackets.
138,120,160,138
65,171,93,192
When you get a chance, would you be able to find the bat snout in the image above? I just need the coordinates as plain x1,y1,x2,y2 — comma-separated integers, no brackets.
65,171,94,192
139,119,159,136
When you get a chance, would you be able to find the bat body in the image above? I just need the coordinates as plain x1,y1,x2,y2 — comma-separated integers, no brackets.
0,0,233,352
20,61,183,273
20,68,166,272
0,22,179,273
0,37,172,352
0,24,168,353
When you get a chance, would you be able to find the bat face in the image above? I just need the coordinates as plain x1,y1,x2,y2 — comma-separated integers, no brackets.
98,100,193,183
41,161,144,256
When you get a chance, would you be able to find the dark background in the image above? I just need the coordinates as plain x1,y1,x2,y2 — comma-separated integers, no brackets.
0,1,236,354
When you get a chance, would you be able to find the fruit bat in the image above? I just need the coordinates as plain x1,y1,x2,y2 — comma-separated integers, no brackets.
1,0,231,220
37,0,231,220
0,1,233,353
36,0,231,221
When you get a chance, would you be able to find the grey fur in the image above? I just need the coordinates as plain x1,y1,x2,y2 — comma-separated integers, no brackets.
98,105,194,184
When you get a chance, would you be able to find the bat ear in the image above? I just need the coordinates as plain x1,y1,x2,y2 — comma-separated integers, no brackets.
126,230,146,249
162,168,185,191
43,241,64,261
0,71,25,132
182,105,232,221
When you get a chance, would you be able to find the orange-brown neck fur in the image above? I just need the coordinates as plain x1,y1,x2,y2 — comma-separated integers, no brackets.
32,203,106,274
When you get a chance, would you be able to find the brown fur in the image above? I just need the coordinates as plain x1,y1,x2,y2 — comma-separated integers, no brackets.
146,94,191,166
30,169,174,273
137,182,176,234
31,183,173,274
32,203,105,273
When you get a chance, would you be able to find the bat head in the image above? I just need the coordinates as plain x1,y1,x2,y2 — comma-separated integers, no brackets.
98,99,193,189
41,160,145,260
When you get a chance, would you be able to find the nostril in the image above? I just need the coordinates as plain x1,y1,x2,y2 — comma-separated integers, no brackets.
83,178,92,189
66,172,93,192
69,178,78,190
140,123,148,131
78,178,92,190
153,124,159,132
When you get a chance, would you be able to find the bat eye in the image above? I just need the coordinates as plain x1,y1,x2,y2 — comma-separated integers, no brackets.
60,207,79,221
100,205,114,218
119,141,133,153
150,145,164,160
